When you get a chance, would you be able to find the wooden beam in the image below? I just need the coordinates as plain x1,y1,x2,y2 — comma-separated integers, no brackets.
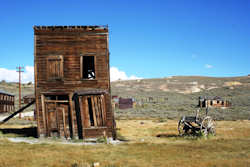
61,107,68,139
84,97,90,128
79,96,85,137
72,93,83,139
101,95,106,125
91,96,97,127
44,100,69,103
94,96,99,126
80,56,83,79
0,100,35,125
69,93,75,139
98,96,104,126
41,94,47,136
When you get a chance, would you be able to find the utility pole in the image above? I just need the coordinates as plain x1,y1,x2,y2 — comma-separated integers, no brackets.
16,66,24,118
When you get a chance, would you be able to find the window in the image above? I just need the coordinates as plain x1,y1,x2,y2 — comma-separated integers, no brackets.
81,56,95,79
47,55,63,80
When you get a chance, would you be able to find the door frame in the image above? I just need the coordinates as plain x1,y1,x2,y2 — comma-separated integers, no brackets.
41,93,73,138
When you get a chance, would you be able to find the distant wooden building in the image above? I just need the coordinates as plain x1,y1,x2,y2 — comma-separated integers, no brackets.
118,97,133,109
111,96,135,110
34,25,116,139
23,94,35,104
198,96,231,108
0,90,15,113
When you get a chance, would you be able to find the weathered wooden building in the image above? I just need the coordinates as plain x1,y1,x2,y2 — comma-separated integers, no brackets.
23,94,35,104
0,90,15,113
34,25,116,139
198,96,231,108
118,97,134,109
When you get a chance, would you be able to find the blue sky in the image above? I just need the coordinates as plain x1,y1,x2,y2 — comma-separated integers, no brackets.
0,0,249,82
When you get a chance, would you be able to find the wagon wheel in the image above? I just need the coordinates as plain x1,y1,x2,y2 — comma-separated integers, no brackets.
200,116,216,136
178,119,186,136
178,118,192,136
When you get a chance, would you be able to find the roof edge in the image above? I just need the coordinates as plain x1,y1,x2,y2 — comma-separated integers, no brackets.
0,90,15,96
33,25,108,31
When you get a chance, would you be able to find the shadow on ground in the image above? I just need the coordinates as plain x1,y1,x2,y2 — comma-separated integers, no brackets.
156,133,179,138
0,127,37,138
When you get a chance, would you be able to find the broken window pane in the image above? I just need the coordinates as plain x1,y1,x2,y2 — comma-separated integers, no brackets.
82,56,95,79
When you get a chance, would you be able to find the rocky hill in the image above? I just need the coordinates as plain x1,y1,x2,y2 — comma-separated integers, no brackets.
111,76,250,95
111,76,250,120
0,75,250,120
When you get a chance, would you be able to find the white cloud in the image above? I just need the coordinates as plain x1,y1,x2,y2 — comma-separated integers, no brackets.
22,66,34,83
0,66,141,83
0,67,18,82
0,66,34,83
110,67,142,81
205,64,213,69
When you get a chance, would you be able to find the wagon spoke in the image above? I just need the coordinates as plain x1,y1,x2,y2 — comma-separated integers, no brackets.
201,116,216,136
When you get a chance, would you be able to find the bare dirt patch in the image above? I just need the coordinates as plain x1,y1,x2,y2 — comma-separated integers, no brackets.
224,81,242,87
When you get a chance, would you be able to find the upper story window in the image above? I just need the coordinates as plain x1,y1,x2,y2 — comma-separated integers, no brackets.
47,55,63,80
80,55,96,79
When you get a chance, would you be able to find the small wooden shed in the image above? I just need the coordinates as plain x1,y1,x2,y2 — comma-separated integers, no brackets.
23,94,35,104
34,25,116,139
118,97,133,109
198,96,231,108
0,90,15,113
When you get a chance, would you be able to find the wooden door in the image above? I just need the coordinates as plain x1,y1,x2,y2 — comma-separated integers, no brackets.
45,102,70,138
46,103,59,137
57,105,70,139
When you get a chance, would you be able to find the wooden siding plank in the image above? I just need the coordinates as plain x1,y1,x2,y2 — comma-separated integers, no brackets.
83,96,90,128
94,96,100,126
100,95,106,126
69,93,75,138
41,94,47,136
91,96,97,127
61,107,67,138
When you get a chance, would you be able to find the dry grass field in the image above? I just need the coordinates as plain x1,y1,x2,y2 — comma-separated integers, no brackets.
0,119,249,167
0,77,249,166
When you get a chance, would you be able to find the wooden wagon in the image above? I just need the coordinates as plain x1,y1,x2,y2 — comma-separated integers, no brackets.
178,108,216,136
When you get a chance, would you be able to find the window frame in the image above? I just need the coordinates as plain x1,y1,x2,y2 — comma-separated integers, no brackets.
80,54,97,80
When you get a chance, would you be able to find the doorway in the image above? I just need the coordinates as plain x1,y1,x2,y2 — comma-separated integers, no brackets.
44,94,72,138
